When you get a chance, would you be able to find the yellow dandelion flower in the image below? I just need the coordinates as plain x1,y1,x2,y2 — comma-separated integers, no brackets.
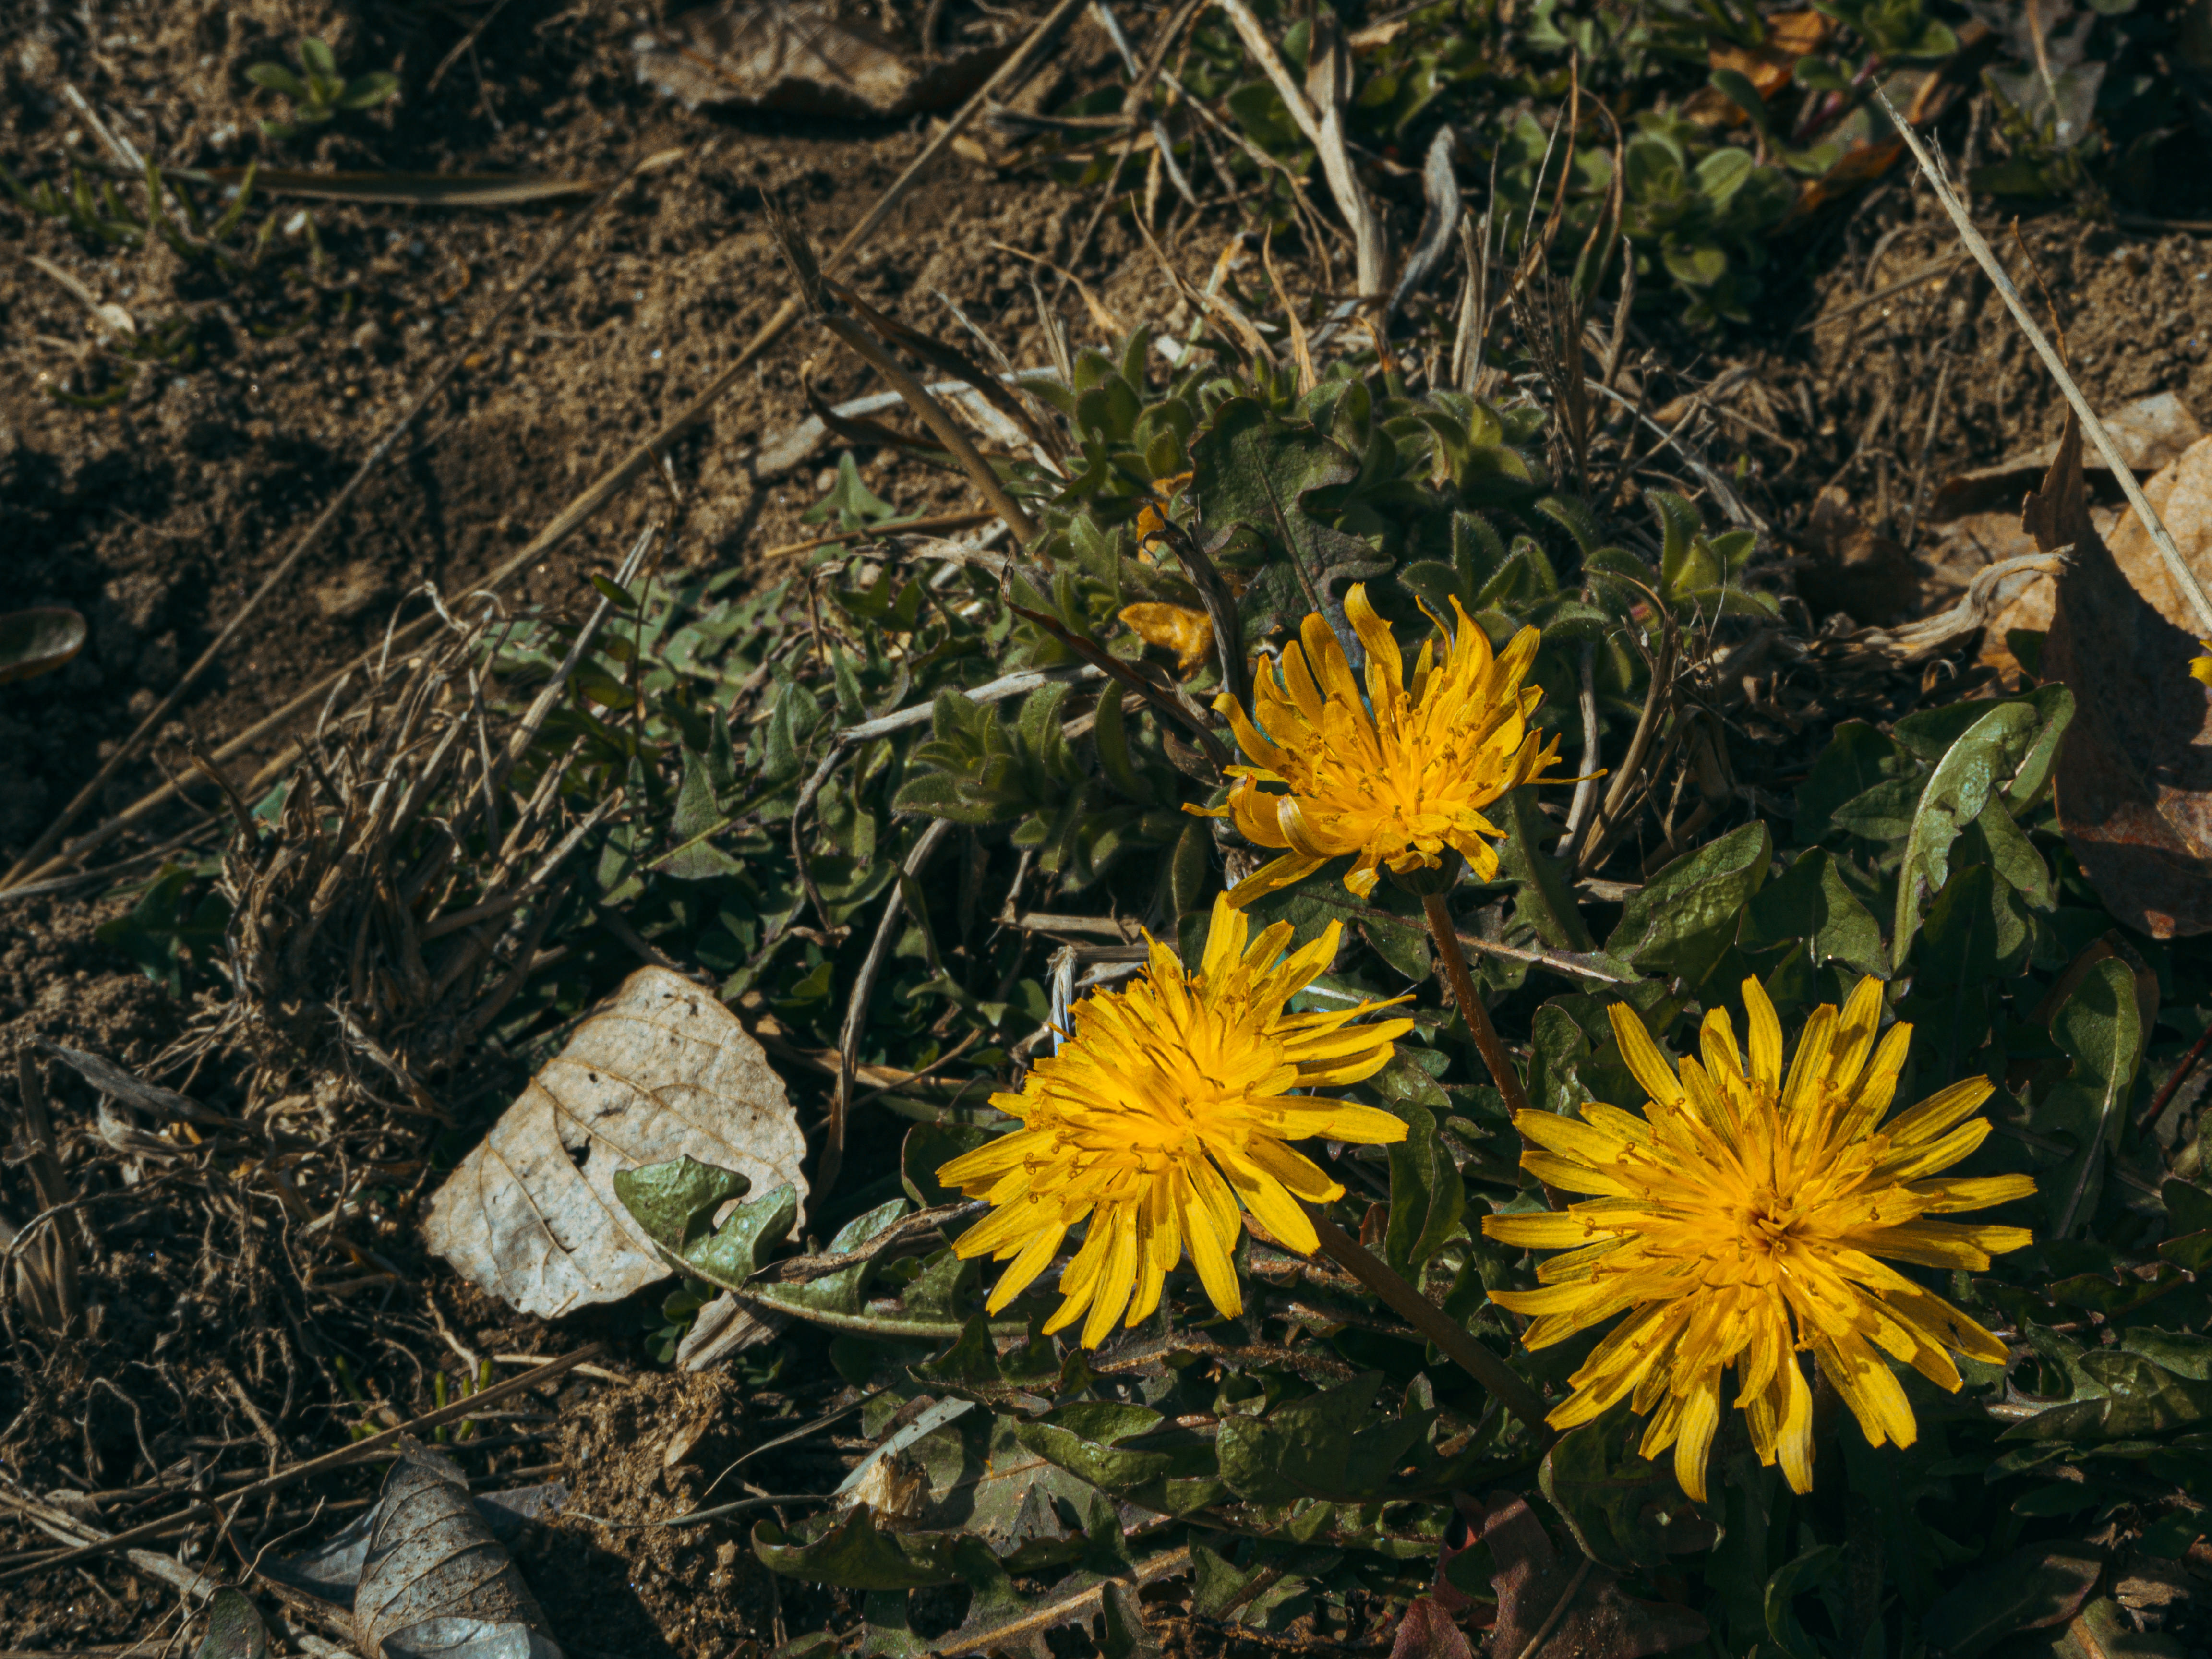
2192,641,2212,686
1196,583,1563,905
938,894,1413,1347
1482,975,2035,1503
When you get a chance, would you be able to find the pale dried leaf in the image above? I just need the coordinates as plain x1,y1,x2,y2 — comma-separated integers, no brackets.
634,1,1009,117
350,1444,560,1659
676,1290,789,1372
424,966,806,1318
267,1484,568,1604
1974,436,2212,666
1930,392,2204,523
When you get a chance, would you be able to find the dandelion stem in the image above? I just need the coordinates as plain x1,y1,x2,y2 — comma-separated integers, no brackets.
1306,1208,1551,1432
1421,892,1533,1120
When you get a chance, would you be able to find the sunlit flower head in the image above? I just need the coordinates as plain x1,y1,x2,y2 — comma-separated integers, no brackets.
2192,640,2212,687
1196,584,1562,906
939,894,1412,1346
1482,975,2034,1502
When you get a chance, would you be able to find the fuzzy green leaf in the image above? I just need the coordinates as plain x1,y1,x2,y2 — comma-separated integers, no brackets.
1384,1102,1464,1280
1894,700,2046,970
194,1589,271,1659
753,1508,963,1590
1608,820,1771,986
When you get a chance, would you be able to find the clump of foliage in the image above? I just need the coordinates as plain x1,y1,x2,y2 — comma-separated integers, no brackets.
245,37,401,140
449,288,2212,1653
1051,0,2207,326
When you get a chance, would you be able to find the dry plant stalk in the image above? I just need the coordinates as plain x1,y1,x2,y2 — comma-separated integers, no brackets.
3,1050,80,1341
209,531,651,1110
766,196,1042,546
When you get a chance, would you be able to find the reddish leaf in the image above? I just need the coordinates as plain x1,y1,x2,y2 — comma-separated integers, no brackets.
1471,1495,1708,1659
1432,1502,1488,1617
2034,420,2212,937
1393,1597,1475,1659
1920,1542,2103,1659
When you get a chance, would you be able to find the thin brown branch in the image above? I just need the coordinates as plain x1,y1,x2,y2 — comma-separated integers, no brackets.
1304,1209,1551,1432
1420,892,1534,1121
0,1346,606,1584
1873,84,2212,636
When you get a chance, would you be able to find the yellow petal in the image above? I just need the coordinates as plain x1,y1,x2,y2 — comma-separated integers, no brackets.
1218,693,1291,776
1346,584,1405,715
1044,1220,1114,1336
1609,1003,1689,1110
1268,1102,1411,1144
1827,973,1887,1096
1673,1368,1723,1503
1245,1136,1344,1202
1743,977,1783,1089
1199,892,1249,980
1881,1076,1996,1148
1485,1211,1626,1250
1222,851,1327,908
1776,1358,1815,1493
1701,1004,1746,1090
986,1219,1068,1312
1081,1209,1142,1347
1865,1218,2031,1269
1904,1173,2038,1212
1216,1149,1320,1254
1518,1108,1639,1165
1819,1332,1919,1451
1178,1163,1244,1319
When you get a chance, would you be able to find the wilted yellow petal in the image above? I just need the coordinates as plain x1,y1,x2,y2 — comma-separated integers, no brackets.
1119,602,1215,675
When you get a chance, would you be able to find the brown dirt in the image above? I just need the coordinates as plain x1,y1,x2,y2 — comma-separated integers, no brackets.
1731,187,2212,609
0,0,1118,878
547,1368,846,1657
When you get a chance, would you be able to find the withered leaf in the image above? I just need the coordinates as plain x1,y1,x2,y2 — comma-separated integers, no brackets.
634,1,1010,118
424,966,806,1318
351,1443,561,1659
2034,421,2212,937
1931,392,2203,523
0,607,87,685
267,1482,568,1605
1391,1596,1474,1659
1474,1495,1707,1659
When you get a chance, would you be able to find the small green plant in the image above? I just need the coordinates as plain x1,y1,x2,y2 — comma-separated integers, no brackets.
646,1279,714,1363
2,156,351,405
245,38,399,140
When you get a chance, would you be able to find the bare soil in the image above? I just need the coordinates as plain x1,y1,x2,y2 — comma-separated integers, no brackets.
7,0,2212,1654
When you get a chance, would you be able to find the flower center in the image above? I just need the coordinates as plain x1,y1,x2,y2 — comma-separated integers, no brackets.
1739,1187,1802,1257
